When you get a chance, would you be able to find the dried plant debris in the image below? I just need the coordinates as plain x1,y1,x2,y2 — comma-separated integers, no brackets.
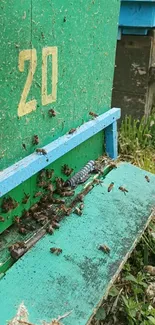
144,265,155,276
8,303,72,325
8,302,29,325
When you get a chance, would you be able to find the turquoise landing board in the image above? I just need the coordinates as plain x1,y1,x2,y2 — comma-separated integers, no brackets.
0,162,155,325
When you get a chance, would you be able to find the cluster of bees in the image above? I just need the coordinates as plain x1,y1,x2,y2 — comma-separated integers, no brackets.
3,162,95,259
0,154,151,261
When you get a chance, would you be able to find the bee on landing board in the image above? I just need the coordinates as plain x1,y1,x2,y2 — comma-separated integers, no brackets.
108,182,114,192
119,186,128,194
145,175,150,183
98,244,110,254
50,247,62,255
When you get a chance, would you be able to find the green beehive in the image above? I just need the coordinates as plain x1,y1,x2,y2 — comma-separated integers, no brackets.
1,3,155,325
0,0,120,234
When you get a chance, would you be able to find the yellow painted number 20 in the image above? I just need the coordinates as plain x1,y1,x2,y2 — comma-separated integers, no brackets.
18,47,58,117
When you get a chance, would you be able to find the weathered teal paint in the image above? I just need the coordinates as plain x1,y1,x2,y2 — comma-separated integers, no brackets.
0,163,155,325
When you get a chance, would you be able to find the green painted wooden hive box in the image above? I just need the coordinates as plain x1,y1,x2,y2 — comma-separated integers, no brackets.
1,1,155,325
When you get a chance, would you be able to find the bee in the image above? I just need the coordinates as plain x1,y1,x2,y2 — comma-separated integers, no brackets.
61,190,75,197
22,210,30,219
52,221,60,229
14,216,20,224
74,207,82,216
35,214,48,224
40,195,48,203
46,183,54,193
55,177,65,191
64,207,72,216
33,191,42,198
9,244,19,252
9,241,26,252
145,175,150,183
25,224,36,231
39,169,46,179
46,169,54,179
47,224,54,235
108,182,114,192
18,227,27,235
61,164,73,176
89,111,98,118
0,216,4,222
48,108,57,117
38,181,47,188
68,128,76,134
30,204,38,213
60,205,72,216
50,247,62,255
22,143,27,150
36,148,47,155
22,193,30,204
1,197,18,213
32,135,39,145
50,198,65,204
93,162,103,173
93,179,103,185
17,241,27,249
79,203,84,210
83,184,93,195
55,177,64,187
109,162,117,169
99,244,110,254
77,194,84,202
119,186,128,194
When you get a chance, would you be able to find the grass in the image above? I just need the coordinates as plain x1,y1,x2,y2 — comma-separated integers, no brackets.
91,114,155,325
119,114,155,173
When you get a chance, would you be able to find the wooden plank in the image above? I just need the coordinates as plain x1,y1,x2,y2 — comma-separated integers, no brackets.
0,163,155,325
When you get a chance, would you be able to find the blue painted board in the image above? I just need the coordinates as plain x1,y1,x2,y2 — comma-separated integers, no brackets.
0,108,120,198
119,1,155,28
0,163,155,325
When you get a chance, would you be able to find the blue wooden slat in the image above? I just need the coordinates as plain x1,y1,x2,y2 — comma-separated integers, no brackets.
0,108,121,198
119,1,155,28
105,121,118,160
